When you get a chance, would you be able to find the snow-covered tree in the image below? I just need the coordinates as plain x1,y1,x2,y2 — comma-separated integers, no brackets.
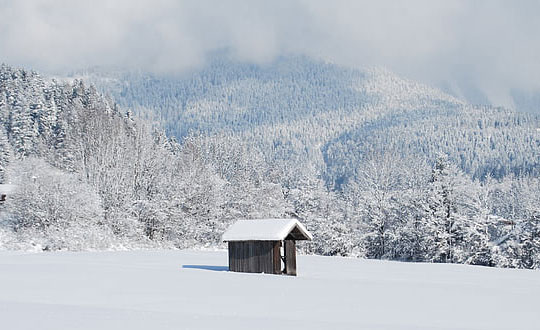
2,158,112,250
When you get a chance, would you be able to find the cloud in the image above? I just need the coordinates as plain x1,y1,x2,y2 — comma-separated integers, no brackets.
1,0,539,111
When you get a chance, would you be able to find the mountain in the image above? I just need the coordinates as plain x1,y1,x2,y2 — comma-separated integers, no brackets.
1,60,539,269
76,55,539,186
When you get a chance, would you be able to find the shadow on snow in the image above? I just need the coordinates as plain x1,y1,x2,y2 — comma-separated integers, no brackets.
182,265,229,272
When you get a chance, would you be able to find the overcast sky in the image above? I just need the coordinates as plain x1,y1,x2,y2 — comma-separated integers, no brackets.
1,0,539,111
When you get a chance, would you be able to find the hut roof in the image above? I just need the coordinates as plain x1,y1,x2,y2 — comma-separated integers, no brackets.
222,219,313,242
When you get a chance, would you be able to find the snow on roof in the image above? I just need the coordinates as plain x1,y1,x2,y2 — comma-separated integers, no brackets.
0,184,16,194
222,219,313,242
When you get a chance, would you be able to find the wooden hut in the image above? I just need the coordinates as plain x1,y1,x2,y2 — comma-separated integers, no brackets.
222,219,312,276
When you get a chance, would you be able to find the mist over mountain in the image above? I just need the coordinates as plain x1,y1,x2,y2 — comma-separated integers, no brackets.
3,1,540,115
437,79,540,115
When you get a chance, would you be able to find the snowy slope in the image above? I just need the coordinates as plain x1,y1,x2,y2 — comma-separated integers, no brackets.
0,250,538,330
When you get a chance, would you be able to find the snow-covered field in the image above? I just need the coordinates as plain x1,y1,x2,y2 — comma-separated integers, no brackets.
0,250,538,330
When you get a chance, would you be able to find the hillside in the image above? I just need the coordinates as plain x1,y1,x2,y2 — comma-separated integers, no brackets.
0,250,538,330
77,55,539,184
1,61,539,269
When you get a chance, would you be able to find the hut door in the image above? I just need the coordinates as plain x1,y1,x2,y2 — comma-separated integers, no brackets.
283,240,297,276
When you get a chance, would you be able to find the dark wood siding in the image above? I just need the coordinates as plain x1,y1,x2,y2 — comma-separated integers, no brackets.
272,241,281,274
228,242,234,271
284,240,297,276
228,241,280,274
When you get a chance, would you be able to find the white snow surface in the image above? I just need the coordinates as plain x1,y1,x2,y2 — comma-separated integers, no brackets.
0,250,538,330
222,218,313,241
0,183,16,194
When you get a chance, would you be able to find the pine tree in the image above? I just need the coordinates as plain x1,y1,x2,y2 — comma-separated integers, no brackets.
425,156,474,263
0,127,12,183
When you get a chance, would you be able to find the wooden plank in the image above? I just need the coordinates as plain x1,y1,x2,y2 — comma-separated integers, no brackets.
272,241,281,274
236,241,242,272
246,242,252,273
263,242,269,273
261,241,272,274
241,241,249,272
230,242,239,272
254,241,262,273
235,242,240,272
237,241,242,272
229,242,234,272
248,242,257,273
245,241,251,272
237,242,242,272
227,242,234,271
258,241,266,273
284,240,297,276
254,242,260,272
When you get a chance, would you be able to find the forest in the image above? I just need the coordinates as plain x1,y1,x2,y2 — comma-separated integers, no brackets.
1,57,539,269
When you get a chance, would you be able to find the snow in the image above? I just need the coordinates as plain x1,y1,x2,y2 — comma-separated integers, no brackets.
0,184,16,194
222,218,313,241
0,250,539,330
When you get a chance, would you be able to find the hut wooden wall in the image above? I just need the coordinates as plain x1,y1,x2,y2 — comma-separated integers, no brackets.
228,241,281,274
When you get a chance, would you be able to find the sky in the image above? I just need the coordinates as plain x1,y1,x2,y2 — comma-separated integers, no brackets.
1,0,539,112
